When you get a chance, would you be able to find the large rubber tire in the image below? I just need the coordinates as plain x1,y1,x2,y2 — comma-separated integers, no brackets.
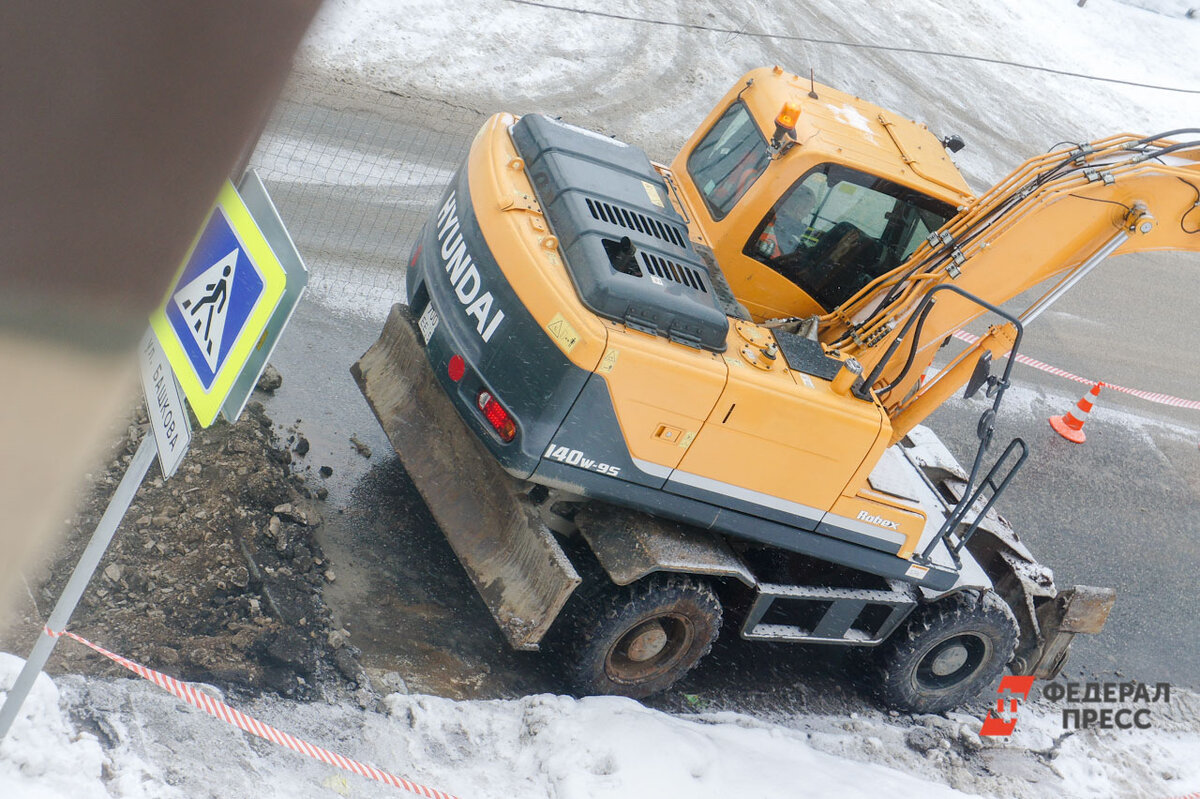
565,575,722,700
873,591,1018,714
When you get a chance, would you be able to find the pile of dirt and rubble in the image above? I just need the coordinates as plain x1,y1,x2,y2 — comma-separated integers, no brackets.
3,386,365,700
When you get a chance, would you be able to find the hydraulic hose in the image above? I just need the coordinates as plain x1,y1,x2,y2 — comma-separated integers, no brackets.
1130,129,1200,147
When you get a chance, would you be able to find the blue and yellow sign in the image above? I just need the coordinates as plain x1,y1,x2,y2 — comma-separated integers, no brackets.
151,181,286,427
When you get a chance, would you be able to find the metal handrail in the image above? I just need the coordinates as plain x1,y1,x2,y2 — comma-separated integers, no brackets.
871,284,1029,568
921,438,1029,567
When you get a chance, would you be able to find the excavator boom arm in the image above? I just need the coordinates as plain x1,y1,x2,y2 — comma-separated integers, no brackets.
819,132,1200,437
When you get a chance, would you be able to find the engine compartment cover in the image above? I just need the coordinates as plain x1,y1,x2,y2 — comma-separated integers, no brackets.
511,114,729,352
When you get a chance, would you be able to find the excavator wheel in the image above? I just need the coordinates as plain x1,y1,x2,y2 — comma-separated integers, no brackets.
564,574,722,700
873,590,1018,714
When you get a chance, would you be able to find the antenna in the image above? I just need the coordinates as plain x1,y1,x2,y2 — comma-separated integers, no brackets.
808,68,819,100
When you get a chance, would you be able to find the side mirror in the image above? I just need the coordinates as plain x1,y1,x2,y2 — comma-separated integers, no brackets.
964,351,993,399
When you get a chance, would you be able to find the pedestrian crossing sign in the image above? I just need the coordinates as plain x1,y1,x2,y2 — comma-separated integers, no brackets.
150,180,287,427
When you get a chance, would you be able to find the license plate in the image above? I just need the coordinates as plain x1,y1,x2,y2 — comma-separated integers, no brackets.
418,303,439,343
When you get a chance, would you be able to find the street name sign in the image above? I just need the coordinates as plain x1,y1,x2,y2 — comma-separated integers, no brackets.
137,329,191,479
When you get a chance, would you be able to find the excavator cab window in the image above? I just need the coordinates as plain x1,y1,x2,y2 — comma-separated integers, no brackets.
687,101,770,220
747,163,956,310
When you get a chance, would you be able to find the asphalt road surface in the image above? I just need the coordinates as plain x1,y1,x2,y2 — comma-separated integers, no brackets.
254,73,1200,709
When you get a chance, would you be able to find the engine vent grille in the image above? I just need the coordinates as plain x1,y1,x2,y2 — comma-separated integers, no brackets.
586,198,687,248
640,252,708,293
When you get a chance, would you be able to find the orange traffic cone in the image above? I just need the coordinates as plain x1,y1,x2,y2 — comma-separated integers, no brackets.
1049,382,1104,444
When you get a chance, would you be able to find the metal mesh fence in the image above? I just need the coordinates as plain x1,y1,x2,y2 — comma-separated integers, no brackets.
245,72,485,314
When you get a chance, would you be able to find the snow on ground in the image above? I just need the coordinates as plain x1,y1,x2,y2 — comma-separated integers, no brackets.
300,0,1200,188
4,652,1200,799
0,653,978,799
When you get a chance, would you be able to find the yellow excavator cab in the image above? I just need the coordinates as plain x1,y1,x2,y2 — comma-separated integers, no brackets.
669,66,972,321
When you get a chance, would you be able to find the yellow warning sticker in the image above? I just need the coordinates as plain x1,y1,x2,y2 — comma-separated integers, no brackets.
598,349,619,374
642,181,665,208
546,312,580,354
679,431,696,449
904,563,929,580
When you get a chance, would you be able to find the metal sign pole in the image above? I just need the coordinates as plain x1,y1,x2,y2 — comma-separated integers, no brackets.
0,433,157,738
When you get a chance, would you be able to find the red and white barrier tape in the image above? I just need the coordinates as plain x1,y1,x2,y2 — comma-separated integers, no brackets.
44,627,460,799
950,330,1200,410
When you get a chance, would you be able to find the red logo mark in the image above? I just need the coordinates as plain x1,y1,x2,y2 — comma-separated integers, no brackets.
980,675,1036,737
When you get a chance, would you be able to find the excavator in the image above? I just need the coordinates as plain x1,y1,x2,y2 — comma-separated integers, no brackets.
353,66,1200,712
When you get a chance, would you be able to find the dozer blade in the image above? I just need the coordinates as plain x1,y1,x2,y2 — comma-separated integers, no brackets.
351,305,580,650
